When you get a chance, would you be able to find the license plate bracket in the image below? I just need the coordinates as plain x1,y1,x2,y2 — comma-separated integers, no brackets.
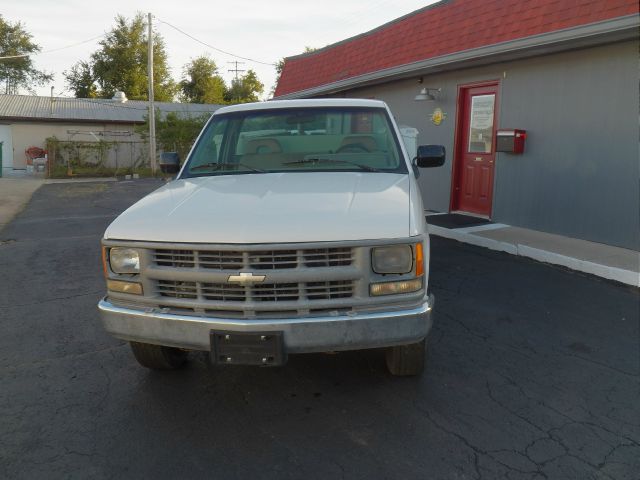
210,330,286,366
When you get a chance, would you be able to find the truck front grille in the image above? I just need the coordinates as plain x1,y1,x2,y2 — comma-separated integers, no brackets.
305,280,353,300
157,280,197,299
153,247,353,270
116,243,368,319
201,283,246,302
157,279,354,303
154,250,196,268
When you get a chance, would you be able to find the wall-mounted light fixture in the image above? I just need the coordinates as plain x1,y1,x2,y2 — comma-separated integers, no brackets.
414,87,441,102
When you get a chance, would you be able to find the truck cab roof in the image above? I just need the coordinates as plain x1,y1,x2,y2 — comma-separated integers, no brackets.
214,98,388,115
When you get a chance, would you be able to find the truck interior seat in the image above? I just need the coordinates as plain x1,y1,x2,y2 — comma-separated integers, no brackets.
338,135,379,152
246,138,282,154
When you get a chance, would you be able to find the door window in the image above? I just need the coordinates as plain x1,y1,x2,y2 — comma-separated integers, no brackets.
468,94,495,153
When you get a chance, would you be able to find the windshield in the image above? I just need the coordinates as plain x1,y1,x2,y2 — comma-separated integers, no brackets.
181,106,407,178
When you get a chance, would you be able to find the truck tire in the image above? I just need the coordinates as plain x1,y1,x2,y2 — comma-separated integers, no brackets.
385,338,426,376
129,342,187,370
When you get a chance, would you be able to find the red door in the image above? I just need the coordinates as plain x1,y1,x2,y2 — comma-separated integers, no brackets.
451,83,499,216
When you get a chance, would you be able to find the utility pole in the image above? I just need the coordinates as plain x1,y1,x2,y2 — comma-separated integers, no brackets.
147,12,157,175
228,61,245,81
228,61,245,103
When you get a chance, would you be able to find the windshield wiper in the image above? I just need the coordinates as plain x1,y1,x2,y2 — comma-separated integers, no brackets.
283,158,382,172
189,162,265,173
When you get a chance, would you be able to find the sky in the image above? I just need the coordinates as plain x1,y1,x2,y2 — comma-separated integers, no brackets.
5,0,439,100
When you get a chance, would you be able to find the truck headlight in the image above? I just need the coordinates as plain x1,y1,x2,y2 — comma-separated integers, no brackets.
371,245,413,274
109,248,140,274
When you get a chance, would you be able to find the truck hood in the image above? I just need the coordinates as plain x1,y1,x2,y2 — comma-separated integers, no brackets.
104,172,412,243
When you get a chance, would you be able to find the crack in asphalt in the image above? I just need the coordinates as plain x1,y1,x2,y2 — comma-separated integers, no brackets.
0,290,104,309
0,233,101,245
409,393,549,479
436,310,541,363
598,442,637,469
8,214,118,224
408,372,631,479
537,397,640,447
553,348,639,378
491,372,640,467
0,343,127,373
439,310,490,342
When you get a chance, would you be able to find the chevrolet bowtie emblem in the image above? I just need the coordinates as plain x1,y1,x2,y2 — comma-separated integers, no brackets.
227,272,266,284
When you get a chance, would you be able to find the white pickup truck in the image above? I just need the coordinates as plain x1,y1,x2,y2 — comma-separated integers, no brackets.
98,99,444,375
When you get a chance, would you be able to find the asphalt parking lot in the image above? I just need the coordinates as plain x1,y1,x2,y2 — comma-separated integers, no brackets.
1,180,638,480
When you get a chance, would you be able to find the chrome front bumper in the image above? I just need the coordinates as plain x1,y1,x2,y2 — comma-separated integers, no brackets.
98,295,434,353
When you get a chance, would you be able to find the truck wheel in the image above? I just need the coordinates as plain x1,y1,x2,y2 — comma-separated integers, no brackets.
129,342,187,370
385,338,426,376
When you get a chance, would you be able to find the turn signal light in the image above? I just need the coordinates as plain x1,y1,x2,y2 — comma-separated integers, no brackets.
370,278,423,296
101,246,108,277
106,279,143,295
415,243,424,276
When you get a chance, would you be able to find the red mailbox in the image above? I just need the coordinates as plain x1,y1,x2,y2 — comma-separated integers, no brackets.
496,129,526,154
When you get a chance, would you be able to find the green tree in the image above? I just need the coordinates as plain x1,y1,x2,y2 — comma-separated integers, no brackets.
137,111,209,160
270,58,285,98
65,13,176,100
64,61,98,98
0,15,52,94
225,69,264,104
179,56,226,104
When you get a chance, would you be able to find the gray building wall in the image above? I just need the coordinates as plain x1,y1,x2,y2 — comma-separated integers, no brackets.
8,122,140,169
337,40,639,250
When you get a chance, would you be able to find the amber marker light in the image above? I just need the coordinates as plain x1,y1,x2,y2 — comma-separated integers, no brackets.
101,246,108,277
415,243,424,276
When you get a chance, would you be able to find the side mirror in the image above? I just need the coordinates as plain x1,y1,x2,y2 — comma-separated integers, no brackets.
416,145,446,168
159,152,180,174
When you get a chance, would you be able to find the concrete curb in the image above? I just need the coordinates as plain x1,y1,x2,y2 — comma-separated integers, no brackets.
44,177,119,184
429,225,639,287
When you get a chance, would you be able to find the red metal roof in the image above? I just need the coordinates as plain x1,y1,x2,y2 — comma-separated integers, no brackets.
275,0,638,97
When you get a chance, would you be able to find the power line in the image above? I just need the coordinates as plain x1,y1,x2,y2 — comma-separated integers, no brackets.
0,33,106,60
338,0,396,27
228,61,245,80
155,18,276,66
